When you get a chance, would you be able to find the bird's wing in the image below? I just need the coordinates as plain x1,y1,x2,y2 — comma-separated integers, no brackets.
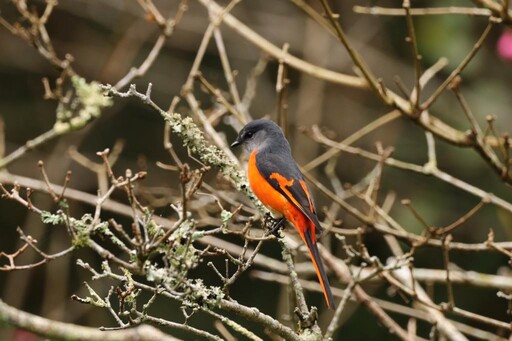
256,152,323,232
256,150,335,309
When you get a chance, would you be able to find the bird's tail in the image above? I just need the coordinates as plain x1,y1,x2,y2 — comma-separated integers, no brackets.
303,228,336,309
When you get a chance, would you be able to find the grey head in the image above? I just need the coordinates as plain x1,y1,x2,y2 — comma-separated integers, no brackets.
230,119,289,153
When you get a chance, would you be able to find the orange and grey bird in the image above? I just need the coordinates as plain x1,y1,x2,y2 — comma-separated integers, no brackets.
231,119,335,309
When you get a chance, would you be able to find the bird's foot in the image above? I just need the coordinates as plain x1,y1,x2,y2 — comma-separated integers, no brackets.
264,214,285,237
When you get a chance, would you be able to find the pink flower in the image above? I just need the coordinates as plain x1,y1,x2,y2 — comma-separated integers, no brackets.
497,29,512,61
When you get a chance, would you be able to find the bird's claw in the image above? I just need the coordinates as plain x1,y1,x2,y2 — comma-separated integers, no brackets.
264,215,285,237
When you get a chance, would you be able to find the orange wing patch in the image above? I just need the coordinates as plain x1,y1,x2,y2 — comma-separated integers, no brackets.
269,173,315,216
269,173,303,209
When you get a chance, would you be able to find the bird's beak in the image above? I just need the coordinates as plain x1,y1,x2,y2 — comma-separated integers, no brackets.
230,138,242,148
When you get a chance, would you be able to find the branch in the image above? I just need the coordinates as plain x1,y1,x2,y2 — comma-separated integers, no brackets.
197,0,366,88
0,299,178,341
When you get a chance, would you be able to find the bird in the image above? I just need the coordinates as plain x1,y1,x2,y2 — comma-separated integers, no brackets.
231,119,335,309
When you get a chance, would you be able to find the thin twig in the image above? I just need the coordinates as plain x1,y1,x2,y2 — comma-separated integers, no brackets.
421,19,496,110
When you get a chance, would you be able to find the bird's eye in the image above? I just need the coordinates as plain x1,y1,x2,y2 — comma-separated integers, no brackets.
245,131,254,139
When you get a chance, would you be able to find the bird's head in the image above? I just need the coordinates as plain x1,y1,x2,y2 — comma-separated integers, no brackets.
230,119,284,152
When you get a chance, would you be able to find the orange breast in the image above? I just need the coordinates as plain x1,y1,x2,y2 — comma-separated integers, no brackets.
248,151,287,213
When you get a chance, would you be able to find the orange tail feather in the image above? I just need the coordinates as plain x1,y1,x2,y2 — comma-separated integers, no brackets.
303,228,335,309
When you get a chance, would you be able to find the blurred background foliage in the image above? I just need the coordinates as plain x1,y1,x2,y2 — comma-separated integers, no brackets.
0,0,512,340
